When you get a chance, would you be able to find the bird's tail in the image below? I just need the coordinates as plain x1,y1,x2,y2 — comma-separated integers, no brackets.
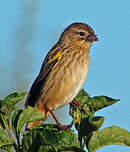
25,121,43,131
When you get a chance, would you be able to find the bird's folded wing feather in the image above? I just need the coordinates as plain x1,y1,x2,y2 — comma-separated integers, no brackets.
25,50,62,107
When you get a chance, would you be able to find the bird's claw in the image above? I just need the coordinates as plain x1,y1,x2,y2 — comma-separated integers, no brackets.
70,100,86,113
57,123,72,131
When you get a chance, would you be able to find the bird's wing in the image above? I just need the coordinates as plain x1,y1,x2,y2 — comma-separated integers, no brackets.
25,48,62,107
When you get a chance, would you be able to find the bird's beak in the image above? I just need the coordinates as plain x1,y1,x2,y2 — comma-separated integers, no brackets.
86,34,98,42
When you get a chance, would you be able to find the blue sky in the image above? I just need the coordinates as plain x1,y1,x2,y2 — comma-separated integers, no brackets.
0,0,130,151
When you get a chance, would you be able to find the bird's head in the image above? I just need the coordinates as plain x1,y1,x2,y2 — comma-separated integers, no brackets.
60,22,98,50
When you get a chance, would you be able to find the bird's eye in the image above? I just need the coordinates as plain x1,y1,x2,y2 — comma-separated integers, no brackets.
79,31,85,36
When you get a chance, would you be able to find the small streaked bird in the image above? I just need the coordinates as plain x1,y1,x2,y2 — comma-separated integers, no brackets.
25,22,98,130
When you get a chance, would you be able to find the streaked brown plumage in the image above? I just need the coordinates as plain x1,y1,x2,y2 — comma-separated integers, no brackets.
25,22,98,130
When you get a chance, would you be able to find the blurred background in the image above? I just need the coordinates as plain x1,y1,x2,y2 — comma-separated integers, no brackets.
0,0,130,151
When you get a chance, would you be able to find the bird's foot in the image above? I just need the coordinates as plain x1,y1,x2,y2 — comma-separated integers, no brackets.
70,100,86,113
70,100,80,109
48,109,72,131
57,123,72,131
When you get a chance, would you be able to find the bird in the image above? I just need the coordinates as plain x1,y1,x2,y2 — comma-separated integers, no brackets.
25,22,98,131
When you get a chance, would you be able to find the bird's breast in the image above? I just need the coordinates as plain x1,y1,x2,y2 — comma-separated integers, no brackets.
51,50,90,109
40,50,90,111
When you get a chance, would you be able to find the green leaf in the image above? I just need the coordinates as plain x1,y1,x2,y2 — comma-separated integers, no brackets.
59,146,86,152
87,96,119,114
69,95,90,125
75,89,90,98
0,100,6,129
37,145,56,152
0,92,27,125
69,90,119,125
22,125,81,152
0,114,6,129
12,109,23,137
17,106,46,133
79,116,104,137
12,109,23,147
3,92,27,104
0,129,13,152
89,116,105,131
87,126,130,152
57,131,79,148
